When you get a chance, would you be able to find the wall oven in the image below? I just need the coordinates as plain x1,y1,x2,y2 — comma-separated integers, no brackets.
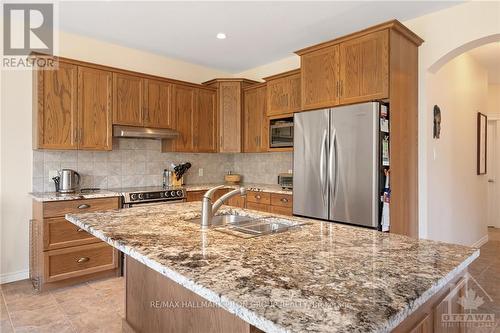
270,117,294,148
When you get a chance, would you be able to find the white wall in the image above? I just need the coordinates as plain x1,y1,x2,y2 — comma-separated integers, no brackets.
0,31,230,283
426,53,489,246
488,85,500,115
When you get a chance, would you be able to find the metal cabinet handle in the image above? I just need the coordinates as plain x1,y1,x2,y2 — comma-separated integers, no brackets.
76,228,85,232
280,198,289,203
76,257,89,263
255,195,261,200
77,204,90,209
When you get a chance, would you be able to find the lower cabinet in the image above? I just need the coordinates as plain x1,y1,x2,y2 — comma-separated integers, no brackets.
31,197,120,291
186,189,293,216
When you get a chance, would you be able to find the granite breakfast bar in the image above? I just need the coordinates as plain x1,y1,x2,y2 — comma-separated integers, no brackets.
65,202,479,333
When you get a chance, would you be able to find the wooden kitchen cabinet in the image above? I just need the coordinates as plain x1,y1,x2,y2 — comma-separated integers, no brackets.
31,197,120,291
339,30,389,104
112,73,144,126
34,61,78,149
78,66,113,150
300,45,340,110
144,79,173,129
170,84,196,152
243,83,268,152
195,88,218,152
264,69,301,116
203,79,258,153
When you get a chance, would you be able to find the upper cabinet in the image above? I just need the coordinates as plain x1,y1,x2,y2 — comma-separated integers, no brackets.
144,79,173,129
338,30,389,104
264,69,301,116
34,61,78,149
243,84,268,153
170,84,196,152
112,73,144,127
300,45,339,110
195,88,218,153
202,79,258,153
77,67,113,150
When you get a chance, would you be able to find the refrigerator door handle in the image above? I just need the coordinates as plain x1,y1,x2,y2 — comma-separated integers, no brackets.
329,128,337,205
319,130,328,205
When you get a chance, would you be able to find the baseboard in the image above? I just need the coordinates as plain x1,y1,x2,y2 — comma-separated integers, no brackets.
471,234,489,248
0,269,29,284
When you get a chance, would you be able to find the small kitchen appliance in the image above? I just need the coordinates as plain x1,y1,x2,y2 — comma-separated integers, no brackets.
58,169,81,193
278,173,293,190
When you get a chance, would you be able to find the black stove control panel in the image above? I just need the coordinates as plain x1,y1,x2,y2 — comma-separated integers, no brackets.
127,189,186,202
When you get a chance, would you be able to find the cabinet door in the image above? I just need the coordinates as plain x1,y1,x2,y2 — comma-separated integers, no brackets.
195,89,217,152
339,30,389,104
288,73,301,113
145,79,173,129
434,278,466,333
172,84,196,152
78,67,112,150
301,45,339,110
112,73,144,126
243,86,268,152
267,77,289,116
219,82,242,153
36,61,78,149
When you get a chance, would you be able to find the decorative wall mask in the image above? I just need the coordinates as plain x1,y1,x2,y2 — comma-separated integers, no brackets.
433,105,441,139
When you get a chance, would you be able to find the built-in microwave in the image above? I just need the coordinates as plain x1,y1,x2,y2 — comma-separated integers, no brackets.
270,117,293,148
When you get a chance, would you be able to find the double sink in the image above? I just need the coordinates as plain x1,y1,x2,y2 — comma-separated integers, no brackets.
187,214,307,238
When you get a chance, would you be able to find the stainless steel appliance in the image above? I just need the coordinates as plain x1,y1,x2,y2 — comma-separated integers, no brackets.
293,102,383,228
58,169,80,193
113,125,180,139
120,186,186,208
270,117,293,148
278,173,293,190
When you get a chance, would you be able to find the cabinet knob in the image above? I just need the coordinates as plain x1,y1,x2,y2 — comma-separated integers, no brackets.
255,195,261,200
77,204,90,209
280,198,289,203
76,257,90,263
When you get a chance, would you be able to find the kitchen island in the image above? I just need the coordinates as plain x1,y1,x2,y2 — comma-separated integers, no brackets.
66,202,478,333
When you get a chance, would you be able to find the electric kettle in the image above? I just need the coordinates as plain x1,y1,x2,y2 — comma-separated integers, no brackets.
58,169,81,193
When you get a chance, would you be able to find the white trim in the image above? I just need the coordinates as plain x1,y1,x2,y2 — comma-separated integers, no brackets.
0,269,29,284
471,234,489,248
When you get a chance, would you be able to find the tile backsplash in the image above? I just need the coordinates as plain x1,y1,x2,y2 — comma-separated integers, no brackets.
32,138,292,192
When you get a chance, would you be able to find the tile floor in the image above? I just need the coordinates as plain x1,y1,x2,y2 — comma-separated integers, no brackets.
0,228,498,332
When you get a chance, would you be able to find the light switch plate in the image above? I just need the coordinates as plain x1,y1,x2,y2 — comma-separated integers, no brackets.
198,168,204,177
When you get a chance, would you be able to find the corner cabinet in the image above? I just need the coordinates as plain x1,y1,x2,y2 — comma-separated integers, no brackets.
243,83,268,152
34,61,112,150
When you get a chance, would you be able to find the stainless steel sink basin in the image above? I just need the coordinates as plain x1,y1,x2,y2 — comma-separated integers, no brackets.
186,214,252,227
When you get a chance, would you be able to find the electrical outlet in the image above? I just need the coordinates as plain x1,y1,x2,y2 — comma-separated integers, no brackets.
49,170,59,179
198,168,204,177
288,169,293,174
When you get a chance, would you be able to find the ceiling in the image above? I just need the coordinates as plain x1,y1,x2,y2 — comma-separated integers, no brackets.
59,1,460,73
469,42,500,84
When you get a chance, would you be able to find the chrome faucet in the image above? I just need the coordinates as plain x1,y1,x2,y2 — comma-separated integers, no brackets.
201,185,247,229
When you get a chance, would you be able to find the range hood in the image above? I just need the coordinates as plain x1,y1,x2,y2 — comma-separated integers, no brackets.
113,125,180,140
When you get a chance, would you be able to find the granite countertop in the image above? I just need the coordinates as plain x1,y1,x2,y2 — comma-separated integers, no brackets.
30,190,120,202
30,183,291,202
185,183,292,195
66,202,478,333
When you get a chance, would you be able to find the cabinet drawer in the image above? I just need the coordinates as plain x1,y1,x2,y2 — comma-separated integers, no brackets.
186,191,205,202
270,205,293,216
227,196,246,208
246,202,270,212
43,217,99,250
247,191,271,204
43,197,119,218
44,242,118,282
270,193,292,208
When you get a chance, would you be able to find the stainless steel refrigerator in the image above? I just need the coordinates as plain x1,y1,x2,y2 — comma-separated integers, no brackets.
293,102,382,228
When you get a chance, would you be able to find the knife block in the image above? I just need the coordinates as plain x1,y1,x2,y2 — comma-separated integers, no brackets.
172,176,183,187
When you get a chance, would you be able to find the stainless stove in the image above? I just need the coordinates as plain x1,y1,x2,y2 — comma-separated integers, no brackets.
119,186,187,208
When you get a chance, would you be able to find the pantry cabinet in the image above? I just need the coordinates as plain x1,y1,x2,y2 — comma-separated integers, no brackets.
78,67,113,150
243,83,268,152
264,69,301,116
